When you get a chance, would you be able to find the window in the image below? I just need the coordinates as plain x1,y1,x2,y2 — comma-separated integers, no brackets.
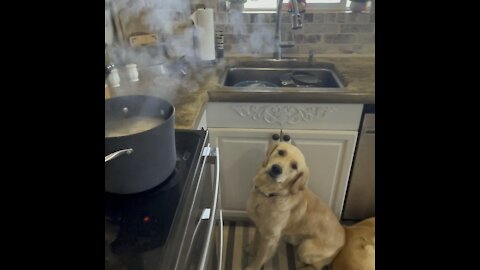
243,0,349,12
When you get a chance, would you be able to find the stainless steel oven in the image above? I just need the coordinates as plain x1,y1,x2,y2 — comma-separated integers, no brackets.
105,130,223,270
342,105,375,221
164,141,223,270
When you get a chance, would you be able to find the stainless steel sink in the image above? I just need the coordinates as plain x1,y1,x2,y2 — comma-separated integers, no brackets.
220,60,346,90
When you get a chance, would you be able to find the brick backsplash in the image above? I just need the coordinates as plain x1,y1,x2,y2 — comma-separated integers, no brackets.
214,9,375,56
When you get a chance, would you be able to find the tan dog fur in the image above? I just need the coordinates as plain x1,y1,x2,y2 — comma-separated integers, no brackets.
245,141,345,270
332,217,375,270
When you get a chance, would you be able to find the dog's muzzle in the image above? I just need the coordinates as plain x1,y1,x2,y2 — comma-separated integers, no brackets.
268,164,282,178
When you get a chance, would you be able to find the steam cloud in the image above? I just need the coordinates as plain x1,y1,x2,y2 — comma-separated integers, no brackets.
107,0,198,102
227,10,275,55
106,0,281,101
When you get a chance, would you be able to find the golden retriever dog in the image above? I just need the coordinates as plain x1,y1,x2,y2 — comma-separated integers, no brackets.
245,140,345,270
332,217,375,270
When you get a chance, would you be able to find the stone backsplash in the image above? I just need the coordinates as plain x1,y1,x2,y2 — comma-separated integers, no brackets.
212,1,375,56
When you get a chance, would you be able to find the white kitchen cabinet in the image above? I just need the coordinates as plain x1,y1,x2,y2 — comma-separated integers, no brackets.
207,102,362,219
280,129,357,218
209,128,357,219
208,128,273,217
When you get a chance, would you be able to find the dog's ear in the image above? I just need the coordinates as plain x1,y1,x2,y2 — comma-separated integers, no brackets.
262,143,279,167
290,166,310,194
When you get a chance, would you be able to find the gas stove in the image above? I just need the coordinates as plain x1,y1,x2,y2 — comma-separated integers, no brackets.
105,129,219,270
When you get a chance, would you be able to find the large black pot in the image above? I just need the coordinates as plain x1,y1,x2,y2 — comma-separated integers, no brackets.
105,95,176,194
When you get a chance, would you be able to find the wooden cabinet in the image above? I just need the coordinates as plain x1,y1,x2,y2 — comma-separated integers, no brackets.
206,102,363,219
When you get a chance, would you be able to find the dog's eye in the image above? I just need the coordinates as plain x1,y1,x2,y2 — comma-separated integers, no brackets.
291,162,298,170
278,150,285,156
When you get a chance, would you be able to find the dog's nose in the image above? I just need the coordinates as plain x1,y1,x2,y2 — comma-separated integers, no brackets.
269,164,282,177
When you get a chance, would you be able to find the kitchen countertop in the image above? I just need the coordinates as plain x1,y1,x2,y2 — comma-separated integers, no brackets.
173,55,375,130
173,86,209,130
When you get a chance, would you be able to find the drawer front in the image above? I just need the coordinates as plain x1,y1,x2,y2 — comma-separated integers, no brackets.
207,102,363,131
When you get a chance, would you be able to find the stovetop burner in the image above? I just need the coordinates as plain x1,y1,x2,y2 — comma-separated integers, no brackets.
105,129,207,270
105,168,182,254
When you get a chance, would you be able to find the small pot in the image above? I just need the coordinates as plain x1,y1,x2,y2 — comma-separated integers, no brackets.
105,95,176,194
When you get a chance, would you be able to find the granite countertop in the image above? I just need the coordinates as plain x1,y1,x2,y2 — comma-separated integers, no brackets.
172,63,220,129
173,55,375,130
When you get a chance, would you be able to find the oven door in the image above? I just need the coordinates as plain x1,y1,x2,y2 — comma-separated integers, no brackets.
180,145,223,270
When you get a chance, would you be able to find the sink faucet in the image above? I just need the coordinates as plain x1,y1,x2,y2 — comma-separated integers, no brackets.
273,0,303,60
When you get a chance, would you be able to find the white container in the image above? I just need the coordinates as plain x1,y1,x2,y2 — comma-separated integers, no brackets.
126,63,139,82
108,68,120,88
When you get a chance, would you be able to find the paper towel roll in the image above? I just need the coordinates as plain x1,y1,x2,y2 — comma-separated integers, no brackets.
191,8,216,61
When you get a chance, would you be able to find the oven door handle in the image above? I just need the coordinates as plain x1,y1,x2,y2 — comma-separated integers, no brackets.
197,146,221,270
217,200,223,270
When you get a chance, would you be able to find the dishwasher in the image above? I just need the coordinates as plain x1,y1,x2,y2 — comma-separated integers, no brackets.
342,105,375,221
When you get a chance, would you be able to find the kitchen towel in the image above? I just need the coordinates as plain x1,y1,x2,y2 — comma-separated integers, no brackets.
191,8,216,61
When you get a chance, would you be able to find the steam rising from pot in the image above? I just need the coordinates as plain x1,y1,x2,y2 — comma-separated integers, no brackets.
106,0,281,103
